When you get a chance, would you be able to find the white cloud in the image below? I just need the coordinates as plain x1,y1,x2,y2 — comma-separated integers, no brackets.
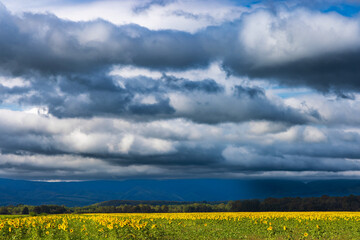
0,76,30,88
303,126,327,143
0,107,359,179
240,8,360,67
248,121,289,135
0,152,164,179
222,145,254,166
76,22,112,44
116,134,134,154
1,0,360,180
272,126,300,142
110,65,163,79
285,92,360,126
1,0,246,32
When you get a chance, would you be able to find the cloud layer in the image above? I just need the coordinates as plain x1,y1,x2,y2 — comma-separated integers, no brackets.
1,2,360,91
0,0,360,180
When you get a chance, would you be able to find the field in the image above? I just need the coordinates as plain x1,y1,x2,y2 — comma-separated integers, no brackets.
1,212,360,239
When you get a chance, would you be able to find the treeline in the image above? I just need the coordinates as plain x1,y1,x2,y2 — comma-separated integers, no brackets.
0,203,227,215
74,202,229,214
240,195,360,212
0,205,69,215
2,195,360,215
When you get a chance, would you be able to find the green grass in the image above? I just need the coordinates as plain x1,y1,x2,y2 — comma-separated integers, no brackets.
1,212,360,239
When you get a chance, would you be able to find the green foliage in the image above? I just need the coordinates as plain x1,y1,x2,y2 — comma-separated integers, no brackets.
2,195,360,215
22,207,29,215
1,213,360,239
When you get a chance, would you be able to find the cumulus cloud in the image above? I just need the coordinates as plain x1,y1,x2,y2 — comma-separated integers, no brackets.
1,0,246,33
222,8,360,92
1,89,360,180
0,2,360,92
0,5,211,74
284,92,360,126
0,0,360,180
0,67,317,124
0,108,359,179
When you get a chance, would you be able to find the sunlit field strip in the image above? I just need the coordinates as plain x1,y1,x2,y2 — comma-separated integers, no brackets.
2,212,360,239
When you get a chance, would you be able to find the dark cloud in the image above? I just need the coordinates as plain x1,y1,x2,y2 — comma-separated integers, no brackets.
129,98,176,115
334,90,356,100
224,50,360,92
233,85,264,98
132,0,175,13
1,3,360,92
0,103,358,179
170,90,316,125
1,118,360,179
1,1,360,180
0,6,211,75
0,85,30,95
14,72,133,118
0,68,315,124
94,146,224,168
222,128,360,172
161,74,224,93
218,7,360,92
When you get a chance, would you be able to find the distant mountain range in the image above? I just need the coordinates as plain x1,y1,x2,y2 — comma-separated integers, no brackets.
1,178,360,207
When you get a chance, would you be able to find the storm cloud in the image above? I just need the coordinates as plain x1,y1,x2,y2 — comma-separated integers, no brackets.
0,109,360,180
0,0,360,180
222,8,360,92
0,67,316,124
1,2,360,92
0,3,211,74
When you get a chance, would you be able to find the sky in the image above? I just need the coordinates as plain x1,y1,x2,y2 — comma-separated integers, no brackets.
0,0,360,180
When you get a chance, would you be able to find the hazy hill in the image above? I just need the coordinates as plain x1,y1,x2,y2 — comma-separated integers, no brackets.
1,178,360,207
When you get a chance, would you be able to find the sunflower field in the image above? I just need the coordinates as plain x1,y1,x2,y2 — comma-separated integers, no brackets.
1,212,360,239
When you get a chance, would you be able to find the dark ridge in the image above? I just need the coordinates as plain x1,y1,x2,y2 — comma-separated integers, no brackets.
94,200,226,207
2,178,360,207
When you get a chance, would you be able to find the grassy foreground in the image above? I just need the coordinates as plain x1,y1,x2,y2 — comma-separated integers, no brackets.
1,212,360,239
